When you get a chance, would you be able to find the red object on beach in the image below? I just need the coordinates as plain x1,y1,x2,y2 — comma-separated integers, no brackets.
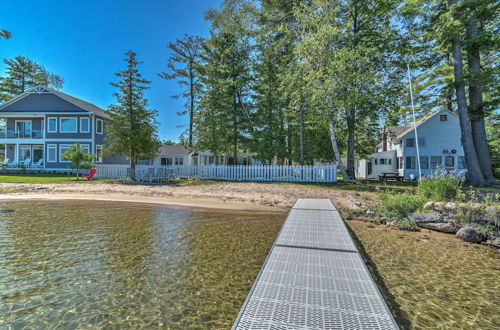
84,168,96,180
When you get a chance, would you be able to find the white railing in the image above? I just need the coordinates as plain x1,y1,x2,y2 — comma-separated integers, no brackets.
95,164,337,183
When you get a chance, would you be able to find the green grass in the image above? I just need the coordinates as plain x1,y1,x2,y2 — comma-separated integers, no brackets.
0,173,118,183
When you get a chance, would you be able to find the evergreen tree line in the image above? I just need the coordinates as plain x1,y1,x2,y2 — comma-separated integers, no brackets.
162,0,498,185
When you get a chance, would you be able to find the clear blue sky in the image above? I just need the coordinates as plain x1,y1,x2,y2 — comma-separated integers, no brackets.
0,0,220,141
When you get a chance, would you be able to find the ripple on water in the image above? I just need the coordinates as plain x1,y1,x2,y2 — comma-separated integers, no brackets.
0,200,284,328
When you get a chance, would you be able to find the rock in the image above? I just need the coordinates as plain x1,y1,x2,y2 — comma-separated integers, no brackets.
444,202,457,211
365,210,375,216
433,202,445,211
418,222,457,233
456,227,486,243
408,213,443,223
470,203,482,210
386,221,396,227
482,238,500,249
423,202,434,210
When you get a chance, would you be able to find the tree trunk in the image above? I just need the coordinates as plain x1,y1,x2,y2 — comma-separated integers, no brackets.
299,104,305,165
465,12,495,183
346,107,356,180
232,92,238,165
329,121,351,182
189,61,194,149
130,149,136,180
448,0,484,186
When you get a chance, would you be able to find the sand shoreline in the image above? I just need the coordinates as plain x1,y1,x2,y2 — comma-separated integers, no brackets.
0,193,285,212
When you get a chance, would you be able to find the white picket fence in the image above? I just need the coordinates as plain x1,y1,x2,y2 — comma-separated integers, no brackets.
95,164,337,183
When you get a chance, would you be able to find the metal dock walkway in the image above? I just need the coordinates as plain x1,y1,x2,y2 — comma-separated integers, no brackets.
232,199,398,329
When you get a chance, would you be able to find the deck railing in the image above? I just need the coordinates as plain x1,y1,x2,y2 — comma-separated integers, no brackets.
94,164,337,183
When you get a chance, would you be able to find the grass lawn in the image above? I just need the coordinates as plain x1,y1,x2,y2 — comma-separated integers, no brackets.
0,173,106,183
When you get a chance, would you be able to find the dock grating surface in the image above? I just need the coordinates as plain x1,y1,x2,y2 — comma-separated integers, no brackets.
233,199,398,330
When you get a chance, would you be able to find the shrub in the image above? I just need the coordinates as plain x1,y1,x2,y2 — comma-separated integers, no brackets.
418,171,462,201
379,193,425,221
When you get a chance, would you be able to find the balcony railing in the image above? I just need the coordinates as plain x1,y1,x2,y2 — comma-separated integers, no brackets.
0,130,44,139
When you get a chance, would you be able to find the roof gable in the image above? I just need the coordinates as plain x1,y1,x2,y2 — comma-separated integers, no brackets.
388,110,458,139
0,86,110,119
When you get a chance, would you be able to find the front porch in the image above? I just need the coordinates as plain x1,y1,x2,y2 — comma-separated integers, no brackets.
1,143,44,168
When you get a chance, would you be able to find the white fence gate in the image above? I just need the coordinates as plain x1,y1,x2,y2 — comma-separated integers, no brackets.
95,164,337,183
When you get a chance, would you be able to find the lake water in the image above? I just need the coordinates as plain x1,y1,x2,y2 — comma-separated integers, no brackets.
1,200,499,329
0,200,284,328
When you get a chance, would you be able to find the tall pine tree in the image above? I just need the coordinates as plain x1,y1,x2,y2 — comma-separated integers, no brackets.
158,34,204,149
105,50,160,176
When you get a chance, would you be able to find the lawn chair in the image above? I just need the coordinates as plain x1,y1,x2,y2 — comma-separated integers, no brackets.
84,168,97,180
0,158,9,168
34,158,44,168
21,158,31,168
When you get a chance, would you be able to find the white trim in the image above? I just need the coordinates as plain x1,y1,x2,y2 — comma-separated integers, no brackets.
47,117,58,133
80,117,90,133
47,144,57,162
59,117,78,133
58,144,71,162
44,138,93,142
96,118,103,134
95,145,104,163
0,112,87,116
14,119,33,137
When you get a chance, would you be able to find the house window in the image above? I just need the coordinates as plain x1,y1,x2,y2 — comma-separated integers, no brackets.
406,156,416,169
47,117,57,133
166,158,173,166
458,156,466,169
47,144,57,162
60,118,77,133
161,158,167,166
374,159,378,165
80,117,90,133
175,157,184,165
59,144,70,162
81,144,90,154
380,159,386,165
388,159,392,165
445,156,455,168
406,138,415,147
431,156,442,169
440,115,448,121
95,145,103,163
420,156,429,169
96,119,103,134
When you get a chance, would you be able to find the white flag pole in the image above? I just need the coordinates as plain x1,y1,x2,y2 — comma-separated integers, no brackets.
407,64,422,180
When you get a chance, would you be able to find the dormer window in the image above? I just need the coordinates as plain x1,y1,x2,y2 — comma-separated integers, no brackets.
440,114,447,121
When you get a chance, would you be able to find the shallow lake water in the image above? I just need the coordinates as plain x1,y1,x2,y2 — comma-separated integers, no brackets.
0,200,284,329
347,220,500,330
1,200,499,329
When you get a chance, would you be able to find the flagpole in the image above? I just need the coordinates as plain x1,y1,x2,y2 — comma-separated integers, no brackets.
407,64,422,180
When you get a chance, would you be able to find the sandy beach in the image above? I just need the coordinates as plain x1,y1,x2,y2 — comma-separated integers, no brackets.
0,181,362,211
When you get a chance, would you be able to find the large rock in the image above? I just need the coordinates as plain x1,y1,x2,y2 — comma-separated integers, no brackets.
408,213,443,223
418,222,457,233
482,238,500,249
423,202,434,210
444,202,457,211
456,227,486,243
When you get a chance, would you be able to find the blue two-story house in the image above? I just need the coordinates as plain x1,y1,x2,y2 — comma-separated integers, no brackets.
0,86,126,169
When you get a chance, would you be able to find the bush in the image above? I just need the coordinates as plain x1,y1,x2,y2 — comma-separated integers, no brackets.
379,193,425,221
418,171,462,201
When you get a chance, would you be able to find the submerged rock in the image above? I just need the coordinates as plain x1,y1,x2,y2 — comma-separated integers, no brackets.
418,222,456,233
456,227,486,243
408,213,443,223
482,238,500,249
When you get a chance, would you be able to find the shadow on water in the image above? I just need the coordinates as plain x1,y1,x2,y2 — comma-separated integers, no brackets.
345,222,412,330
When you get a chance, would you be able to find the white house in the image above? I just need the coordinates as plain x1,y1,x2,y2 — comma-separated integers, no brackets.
357,109,467,180
150,145,262,166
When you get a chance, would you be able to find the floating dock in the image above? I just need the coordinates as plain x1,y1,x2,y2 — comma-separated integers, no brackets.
232,199,399,329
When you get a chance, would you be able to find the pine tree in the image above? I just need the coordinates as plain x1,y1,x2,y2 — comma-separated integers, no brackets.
158,34,203,149
0,29,11,39
0,56,64,101
105,51,160,177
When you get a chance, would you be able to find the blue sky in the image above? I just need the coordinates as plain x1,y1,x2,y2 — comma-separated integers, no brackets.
0,0,220,141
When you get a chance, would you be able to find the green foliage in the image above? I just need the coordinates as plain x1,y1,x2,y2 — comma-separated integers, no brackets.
61,143,95,180
0,29,11,39
379,193,425,221
105,51,161,167
394,218,420,231
158,34,203,148
418,173,461,201
0,56,64,101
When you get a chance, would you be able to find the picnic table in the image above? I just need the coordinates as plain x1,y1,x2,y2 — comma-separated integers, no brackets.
379,172,404,181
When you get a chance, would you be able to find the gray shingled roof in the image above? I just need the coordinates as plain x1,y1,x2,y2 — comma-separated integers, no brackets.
158,145,190,156
386,125,410,138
